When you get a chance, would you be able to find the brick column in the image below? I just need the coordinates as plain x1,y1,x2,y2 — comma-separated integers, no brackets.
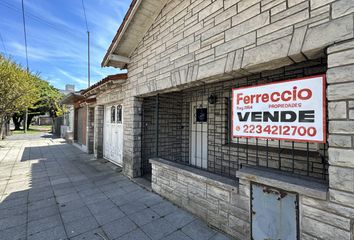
122,96,142,178
87,107,95,154
94,105,104,159
326,40,354,235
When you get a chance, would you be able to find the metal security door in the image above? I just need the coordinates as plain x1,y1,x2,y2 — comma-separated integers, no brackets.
103,105,123,166
190,101,208,169
251,184,298,240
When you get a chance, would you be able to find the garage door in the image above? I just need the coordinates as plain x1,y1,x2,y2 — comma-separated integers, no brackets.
103,104,123,166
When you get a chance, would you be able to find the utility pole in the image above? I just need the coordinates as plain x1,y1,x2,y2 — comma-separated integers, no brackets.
21,0,29,133
88,31,90,87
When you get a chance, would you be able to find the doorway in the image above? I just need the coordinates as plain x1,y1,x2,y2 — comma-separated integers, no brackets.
103,104,123,166
190,101,208,169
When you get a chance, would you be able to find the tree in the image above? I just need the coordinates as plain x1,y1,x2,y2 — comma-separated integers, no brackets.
25,78,63,129
0,55,39,134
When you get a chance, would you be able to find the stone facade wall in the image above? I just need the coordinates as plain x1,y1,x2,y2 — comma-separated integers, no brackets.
121,97,142,177
116,0,354,178
94,105,104,159
94,86,143,177
150,158,250,239
295,39,354,240
126,0,354,96
87,107,95,154
95,0,354,238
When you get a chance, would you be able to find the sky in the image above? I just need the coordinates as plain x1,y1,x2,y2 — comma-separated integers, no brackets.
0,0,131,91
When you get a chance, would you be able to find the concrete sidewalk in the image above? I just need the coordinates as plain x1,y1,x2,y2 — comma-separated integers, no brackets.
0,134,232,240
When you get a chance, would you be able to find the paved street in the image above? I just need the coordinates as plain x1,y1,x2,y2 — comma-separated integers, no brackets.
0,134,232,240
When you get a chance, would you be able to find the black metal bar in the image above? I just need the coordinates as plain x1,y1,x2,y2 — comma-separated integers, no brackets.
141,100,144,175
227,81,231,176
155,94,159,157
246,138,249,166
306,142,310,176
201,85,205,169
323,144,327,180
213,87,216,172
292,142,295,174
278,141,281,170
266,140,269,168
256,138,259,166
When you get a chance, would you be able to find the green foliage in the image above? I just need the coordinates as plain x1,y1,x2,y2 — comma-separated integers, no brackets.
0,55,39,119
0,54,64,132
29,77,63,118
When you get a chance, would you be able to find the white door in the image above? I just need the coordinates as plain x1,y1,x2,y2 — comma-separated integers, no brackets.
104,105,123,166
190,101,208,169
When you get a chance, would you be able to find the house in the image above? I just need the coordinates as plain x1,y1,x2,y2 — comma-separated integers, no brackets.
34,113,53,126
94,0,354,239
81,73,127,162
59,84,77,140
60,90,95,153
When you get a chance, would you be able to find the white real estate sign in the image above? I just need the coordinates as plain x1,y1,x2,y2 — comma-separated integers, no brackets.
232,75,326,143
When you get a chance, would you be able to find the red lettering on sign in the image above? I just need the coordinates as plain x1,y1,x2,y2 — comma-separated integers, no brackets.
235,86,313,105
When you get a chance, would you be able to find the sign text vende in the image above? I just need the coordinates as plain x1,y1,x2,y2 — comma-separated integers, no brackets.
231,75,326,143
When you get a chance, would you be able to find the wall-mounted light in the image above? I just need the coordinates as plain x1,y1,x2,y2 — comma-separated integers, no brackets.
208,94,217,104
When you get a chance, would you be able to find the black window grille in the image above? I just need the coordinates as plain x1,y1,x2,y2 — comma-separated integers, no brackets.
117,105,122,124
141,59,329,182
111,106,116,123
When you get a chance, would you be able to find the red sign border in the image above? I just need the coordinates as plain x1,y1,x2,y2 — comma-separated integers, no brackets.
231,74,327,143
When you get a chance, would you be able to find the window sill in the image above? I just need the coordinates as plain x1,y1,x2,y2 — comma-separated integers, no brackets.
236,166,328,200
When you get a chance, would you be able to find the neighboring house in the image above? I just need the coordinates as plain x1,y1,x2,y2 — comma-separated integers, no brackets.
62,74,128,156
59,84,77,140
81,73,128,163
90,0,353,239
61,91,93,153
72,95,96,154
62,105,75,137
34,113,53,126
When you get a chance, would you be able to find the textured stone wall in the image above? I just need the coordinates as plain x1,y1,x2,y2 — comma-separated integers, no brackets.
121,97,143,177
295,40,354,240
150,158,250,239
87,107,95,154
117,0,354,178
94,86,142,177
94,105,104,159
126,0,354,96
99,0,354,237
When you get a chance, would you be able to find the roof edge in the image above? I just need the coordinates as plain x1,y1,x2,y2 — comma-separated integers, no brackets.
81,73,128,96
101,0,140,67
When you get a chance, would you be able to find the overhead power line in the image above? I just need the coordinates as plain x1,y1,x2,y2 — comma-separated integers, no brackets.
0,32,7,56
81,0,89,32
0,1,83,38
21,0,29,134
81,0,91,88
21,0,29,72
